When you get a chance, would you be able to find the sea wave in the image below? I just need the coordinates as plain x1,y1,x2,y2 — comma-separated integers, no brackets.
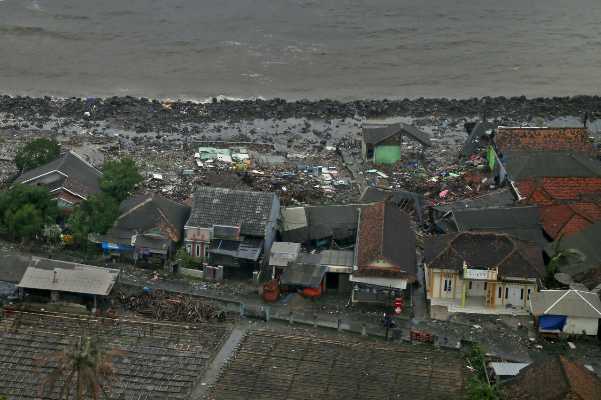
0,25,83,40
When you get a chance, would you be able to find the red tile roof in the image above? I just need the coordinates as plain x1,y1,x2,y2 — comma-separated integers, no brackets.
496,127,593,154
517,177,601,239
355,202,416,280
503,355,601,400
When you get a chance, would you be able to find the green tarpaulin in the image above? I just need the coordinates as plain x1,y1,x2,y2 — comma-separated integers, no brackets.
487,145,496,171
374,145,401,164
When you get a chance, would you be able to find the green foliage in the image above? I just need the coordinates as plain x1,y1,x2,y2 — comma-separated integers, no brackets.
466,376,501,400
176,246,201,269
15,138,61,172
0,184,58,240
42,224,63,245
68,193,119,247
465,345,502,400
100,158,143,202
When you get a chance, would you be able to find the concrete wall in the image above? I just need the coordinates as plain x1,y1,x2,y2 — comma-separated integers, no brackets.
427,268,463,300
180,267,204,279
564,317,599,336
427,266,536,309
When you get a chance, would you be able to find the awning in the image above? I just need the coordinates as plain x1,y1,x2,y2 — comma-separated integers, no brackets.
349,275,408,290
280,264,327,288
539,315,567,331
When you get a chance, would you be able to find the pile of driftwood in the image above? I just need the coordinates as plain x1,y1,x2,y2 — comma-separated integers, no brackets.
119,289,226,323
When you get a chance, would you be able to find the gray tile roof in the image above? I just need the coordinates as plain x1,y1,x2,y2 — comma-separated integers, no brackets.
0,254,31,283
186,187,277,237
449,206,546,245
433,188,516,214
504,151,601,180
16,151,103,198
424,232,545,280
362,122,431,147
17,257,119,296
110,193,190,240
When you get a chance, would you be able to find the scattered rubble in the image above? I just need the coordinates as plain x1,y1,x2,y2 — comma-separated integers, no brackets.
116,289,227,323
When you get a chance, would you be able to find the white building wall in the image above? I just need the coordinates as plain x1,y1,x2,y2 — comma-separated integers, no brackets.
564,317,599,336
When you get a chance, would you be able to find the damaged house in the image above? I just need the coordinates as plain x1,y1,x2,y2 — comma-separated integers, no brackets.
101,193,190,264
184,186,280,272
424,232,545,318
279,204,363,248
14,151,102,212
361,122,431,164
350,202,417,305
544,222,601,290
506,152,601,240
433,205,546,245
484,126,601,240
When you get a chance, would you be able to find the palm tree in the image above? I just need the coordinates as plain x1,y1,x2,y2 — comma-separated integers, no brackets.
37,336,124,400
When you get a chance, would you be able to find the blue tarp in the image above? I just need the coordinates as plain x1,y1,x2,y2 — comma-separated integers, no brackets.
539,315,567,331
101,242,132,253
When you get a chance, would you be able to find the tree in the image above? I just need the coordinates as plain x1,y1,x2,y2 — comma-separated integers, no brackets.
465,345,502,400
15,138,61,172
38,336,124,400
175,246,201,269
6,204,43,241
0,184,58,240
100,158,143,202
68,193,119,247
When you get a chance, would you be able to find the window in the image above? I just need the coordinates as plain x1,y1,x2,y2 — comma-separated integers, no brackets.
186,244,192,255
505,287,509,299
443,279,452,292
484,282,488,290
498,287,502,299
195,244,201,257
527,288,531,300
520,289,524,300
468,281,473,290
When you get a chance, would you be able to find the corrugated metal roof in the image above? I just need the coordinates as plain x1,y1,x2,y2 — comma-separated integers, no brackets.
489,362,530,377
319,250,354,267
17,257,119,296
530,289,601,319
280,264,327,288
269,242,301,267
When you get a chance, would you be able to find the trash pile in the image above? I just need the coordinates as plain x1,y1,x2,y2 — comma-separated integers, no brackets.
118,289,226,323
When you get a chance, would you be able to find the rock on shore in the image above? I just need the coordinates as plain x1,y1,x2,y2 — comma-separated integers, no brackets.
0,95,599,132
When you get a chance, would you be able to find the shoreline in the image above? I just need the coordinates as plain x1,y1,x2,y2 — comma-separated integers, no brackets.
1,94,600,125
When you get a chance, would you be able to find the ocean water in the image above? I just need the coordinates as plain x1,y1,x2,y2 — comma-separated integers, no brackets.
1,0,601,100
